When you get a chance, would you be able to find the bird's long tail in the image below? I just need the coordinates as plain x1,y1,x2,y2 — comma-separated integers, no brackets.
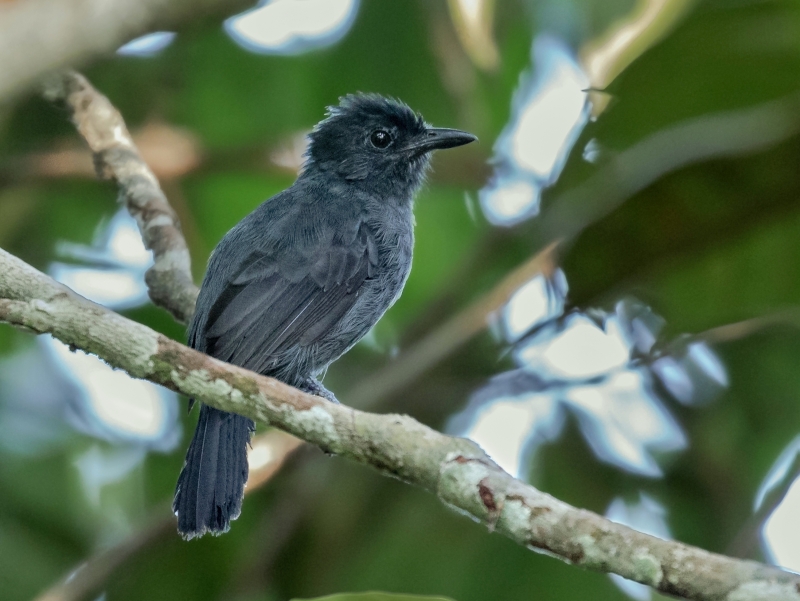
173,404,255,539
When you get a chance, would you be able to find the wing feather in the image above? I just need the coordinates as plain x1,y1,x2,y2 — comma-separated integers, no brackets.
200,221,376,375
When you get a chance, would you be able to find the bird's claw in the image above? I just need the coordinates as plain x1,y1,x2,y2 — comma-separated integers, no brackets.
300,377,340,404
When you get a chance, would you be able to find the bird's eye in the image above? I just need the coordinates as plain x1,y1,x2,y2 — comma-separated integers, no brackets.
370,130,392,149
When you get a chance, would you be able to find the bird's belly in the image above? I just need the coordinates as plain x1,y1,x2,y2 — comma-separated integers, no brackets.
306,229,413,374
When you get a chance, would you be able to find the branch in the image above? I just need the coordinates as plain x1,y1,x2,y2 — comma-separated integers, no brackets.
33,430,303,601
2,249,798,601
42,71,199,323
700,308,800,345
35,507,173,601
0,0,252,103
27,70,304,601
535,94,800,247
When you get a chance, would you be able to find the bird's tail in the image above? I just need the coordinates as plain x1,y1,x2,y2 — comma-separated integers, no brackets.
173,404,255,539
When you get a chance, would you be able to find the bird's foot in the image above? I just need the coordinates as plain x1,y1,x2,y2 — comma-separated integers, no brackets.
300,377,340,404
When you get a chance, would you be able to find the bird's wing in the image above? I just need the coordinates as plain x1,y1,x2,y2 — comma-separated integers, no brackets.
199,220,379,375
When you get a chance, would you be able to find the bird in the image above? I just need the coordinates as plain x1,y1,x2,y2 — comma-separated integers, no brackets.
173,93,477,539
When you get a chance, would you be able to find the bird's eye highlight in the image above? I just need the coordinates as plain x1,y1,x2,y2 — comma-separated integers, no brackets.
370,130,392,149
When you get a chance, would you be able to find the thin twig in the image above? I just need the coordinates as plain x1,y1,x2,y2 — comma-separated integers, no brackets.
2,249,799,601
33,429,303,601
42,71,199,323
700,308,800,345
534,94,800,247
35,507,174,601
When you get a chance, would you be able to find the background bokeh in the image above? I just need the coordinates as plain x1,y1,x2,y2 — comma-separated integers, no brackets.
2,1,800,600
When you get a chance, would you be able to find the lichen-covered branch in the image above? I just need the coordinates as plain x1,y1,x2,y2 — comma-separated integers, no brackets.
0,0,252,103
42,71,199,323
1,248,798,601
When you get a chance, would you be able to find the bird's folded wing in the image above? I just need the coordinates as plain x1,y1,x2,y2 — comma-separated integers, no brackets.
199,222,378,375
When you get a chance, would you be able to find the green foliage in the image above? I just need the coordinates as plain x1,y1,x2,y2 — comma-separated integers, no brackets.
291,593,455,601
3,1,800,601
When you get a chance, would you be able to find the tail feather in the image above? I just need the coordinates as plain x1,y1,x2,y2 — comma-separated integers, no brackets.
173,404,254,539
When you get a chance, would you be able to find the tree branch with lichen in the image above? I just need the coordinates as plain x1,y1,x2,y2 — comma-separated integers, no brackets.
41,70,199,323
1,248,798,601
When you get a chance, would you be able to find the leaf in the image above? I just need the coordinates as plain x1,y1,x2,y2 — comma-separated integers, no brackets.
291,593,457,601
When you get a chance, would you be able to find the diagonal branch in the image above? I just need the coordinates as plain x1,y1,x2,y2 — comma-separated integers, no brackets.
1,248,798,601
33,430,303,601
42,71,199,323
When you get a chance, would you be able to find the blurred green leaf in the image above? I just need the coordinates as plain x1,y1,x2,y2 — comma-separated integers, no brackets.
7,1,800,601
291,593,456,601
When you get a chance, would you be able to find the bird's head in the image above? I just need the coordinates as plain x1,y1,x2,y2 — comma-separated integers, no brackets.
303,94,476,198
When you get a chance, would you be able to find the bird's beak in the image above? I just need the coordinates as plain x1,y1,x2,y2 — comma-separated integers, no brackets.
407,128,478,155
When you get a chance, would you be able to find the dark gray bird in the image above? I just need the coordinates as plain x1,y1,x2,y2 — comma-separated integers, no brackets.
173,93,476,539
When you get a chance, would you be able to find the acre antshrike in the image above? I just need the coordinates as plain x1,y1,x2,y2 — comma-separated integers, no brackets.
174,94,476,539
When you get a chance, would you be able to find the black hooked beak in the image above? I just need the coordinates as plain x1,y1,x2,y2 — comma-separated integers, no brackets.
406,128,478,155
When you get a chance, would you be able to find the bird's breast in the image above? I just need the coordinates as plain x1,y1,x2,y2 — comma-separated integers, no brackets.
304,203,414,373
370,209,414,307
